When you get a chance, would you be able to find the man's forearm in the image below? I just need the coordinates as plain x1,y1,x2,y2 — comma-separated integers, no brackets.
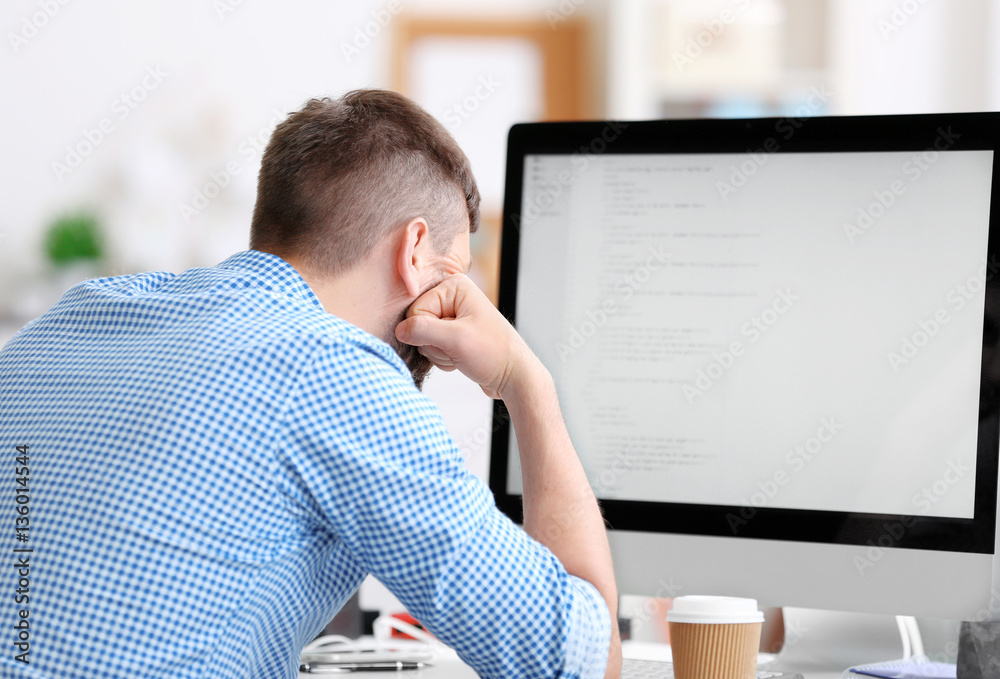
502,356,622,675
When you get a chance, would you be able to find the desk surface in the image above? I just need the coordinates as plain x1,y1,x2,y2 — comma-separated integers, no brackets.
296,641,847,678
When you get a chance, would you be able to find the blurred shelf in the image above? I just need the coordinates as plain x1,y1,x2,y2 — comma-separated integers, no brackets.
606,0,830,119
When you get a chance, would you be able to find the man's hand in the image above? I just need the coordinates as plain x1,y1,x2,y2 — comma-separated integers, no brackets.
394,274,535,400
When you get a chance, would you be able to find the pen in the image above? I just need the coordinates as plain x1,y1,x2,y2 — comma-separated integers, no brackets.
300,661,429,673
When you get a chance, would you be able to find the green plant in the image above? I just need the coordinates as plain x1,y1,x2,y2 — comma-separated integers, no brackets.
44,212,104,266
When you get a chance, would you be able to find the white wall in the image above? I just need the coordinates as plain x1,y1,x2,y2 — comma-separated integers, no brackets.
0,0,402,315
1,0,608,310
828,0,997,115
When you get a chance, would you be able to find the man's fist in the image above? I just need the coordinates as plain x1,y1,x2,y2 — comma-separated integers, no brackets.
394,274,533,400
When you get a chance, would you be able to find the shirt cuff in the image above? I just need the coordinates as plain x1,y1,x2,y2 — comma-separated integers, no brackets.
560,575,612,679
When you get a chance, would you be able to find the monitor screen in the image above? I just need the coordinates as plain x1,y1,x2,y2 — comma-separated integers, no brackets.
489,114,1000,611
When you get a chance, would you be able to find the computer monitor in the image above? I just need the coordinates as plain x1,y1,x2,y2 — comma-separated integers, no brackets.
488,113,1000,623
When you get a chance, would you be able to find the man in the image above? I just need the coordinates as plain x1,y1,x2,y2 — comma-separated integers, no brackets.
0,90,621,678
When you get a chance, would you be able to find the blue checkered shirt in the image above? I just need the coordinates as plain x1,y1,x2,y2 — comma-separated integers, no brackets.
0,250,610,678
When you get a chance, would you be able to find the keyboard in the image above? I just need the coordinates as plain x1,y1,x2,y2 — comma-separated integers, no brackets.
623,658,803,679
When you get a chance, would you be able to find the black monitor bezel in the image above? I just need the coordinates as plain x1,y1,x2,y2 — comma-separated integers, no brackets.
489,112,1000,555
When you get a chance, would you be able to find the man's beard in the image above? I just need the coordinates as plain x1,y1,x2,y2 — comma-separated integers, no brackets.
384,307,434,390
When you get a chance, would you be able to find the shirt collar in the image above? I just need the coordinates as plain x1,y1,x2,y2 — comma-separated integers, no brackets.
215,250,325,311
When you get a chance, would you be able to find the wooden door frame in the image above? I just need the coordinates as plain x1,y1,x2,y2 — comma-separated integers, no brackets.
392,16,591,121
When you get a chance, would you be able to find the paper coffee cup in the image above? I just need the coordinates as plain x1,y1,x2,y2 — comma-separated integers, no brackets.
667,596,764,679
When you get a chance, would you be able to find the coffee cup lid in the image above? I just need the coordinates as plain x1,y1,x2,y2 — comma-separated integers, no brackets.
666,595,764,624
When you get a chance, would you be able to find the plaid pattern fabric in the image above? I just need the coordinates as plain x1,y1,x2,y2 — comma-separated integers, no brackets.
0,249,610,678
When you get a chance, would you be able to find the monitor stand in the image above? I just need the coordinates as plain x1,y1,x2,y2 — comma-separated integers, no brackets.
766,607,907,674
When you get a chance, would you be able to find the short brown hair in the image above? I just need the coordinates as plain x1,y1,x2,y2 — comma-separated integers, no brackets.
249,90,480,277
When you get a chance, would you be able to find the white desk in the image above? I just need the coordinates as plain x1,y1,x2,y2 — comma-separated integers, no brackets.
296,641,848,678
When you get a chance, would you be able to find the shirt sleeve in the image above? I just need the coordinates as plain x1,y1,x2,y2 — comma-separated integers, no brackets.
279,337,611,678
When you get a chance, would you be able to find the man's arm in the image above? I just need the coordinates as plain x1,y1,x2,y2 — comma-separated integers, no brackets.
283,339,608,678
396,274,622,678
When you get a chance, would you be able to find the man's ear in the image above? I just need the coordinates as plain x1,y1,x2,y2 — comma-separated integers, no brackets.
395,217,434,299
